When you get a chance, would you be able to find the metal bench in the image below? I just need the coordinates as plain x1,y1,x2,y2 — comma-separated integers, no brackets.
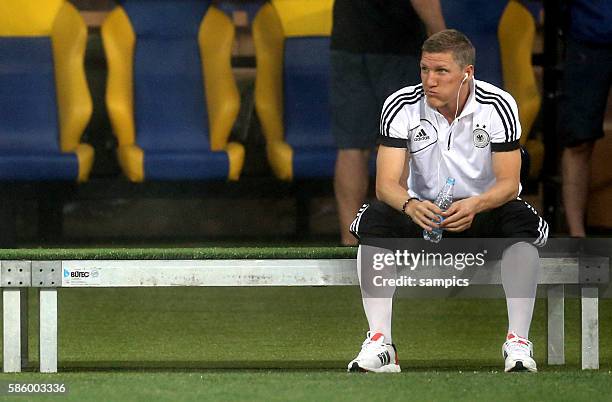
1,250,609,373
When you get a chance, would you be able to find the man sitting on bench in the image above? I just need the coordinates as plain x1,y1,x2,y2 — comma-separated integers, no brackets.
347,30,548,373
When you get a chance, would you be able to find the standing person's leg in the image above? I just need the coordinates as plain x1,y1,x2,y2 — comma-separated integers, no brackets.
331,51,379,246
332,52,420,246
559,39,611,237
335,150,370,245
368,53,421,192
562,142,594,236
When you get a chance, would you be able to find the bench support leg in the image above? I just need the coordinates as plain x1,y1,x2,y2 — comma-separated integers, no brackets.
547,284,564,365
39,288,58,373
581,286,599,370
21,288,28,369
3,289,22,372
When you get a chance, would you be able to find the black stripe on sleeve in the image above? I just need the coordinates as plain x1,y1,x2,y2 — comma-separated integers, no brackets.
382,92,423,138
380,86,423,136
380,84,422,134
491,140,520,152
475,94,511,143
377,135,407,148
476,87,518,141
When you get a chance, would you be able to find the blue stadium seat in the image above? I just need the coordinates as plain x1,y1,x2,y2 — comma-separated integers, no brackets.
216,0,265,23
253,0,336,180
0,0,94,181
102,0,244,182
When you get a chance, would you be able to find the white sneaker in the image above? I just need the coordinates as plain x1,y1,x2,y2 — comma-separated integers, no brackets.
347,332,401,373
502,332,537,372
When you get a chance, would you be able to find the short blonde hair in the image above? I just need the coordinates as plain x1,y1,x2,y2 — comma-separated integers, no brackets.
422,29,475,68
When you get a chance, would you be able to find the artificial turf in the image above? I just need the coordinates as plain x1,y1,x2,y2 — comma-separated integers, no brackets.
1,287,610,401
0,246,357,260
2,371,612,402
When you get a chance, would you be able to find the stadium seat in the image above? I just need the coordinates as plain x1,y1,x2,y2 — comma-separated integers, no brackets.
441,0,544,178
0,0,94,181
216,0,265,23
252,0,335,180
102,0,244,182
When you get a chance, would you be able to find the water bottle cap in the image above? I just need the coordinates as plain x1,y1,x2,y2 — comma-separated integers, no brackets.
447,178,455,185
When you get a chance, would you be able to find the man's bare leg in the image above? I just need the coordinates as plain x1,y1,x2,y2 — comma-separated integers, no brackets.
335,149,370,245
562,142,594,237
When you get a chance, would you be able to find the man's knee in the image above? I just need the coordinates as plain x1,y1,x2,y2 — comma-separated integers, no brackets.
503,241,538,256
563,141,594,157
337,149,371,164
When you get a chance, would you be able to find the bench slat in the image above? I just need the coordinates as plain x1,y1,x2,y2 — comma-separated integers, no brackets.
57,258,588,287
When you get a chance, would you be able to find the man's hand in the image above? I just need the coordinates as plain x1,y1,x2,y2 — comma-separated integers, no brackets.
406,200,443,231
440,197,481,232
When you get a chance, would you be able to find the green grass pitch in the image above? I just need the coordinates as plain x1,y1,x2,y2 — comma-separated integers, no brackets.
1,286,610,401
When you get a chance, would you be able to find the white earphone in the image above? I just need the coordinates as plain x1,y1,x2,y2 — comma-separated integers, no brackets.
454,73,469,121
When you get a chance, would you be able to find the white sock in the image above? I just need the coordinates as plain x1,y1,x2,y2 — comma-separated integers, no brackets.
501,242,540,339
357,245,395,343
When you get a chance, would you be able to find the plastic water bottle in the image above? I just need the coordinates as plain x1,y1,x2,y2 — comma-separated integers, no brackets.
423,177,456,243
